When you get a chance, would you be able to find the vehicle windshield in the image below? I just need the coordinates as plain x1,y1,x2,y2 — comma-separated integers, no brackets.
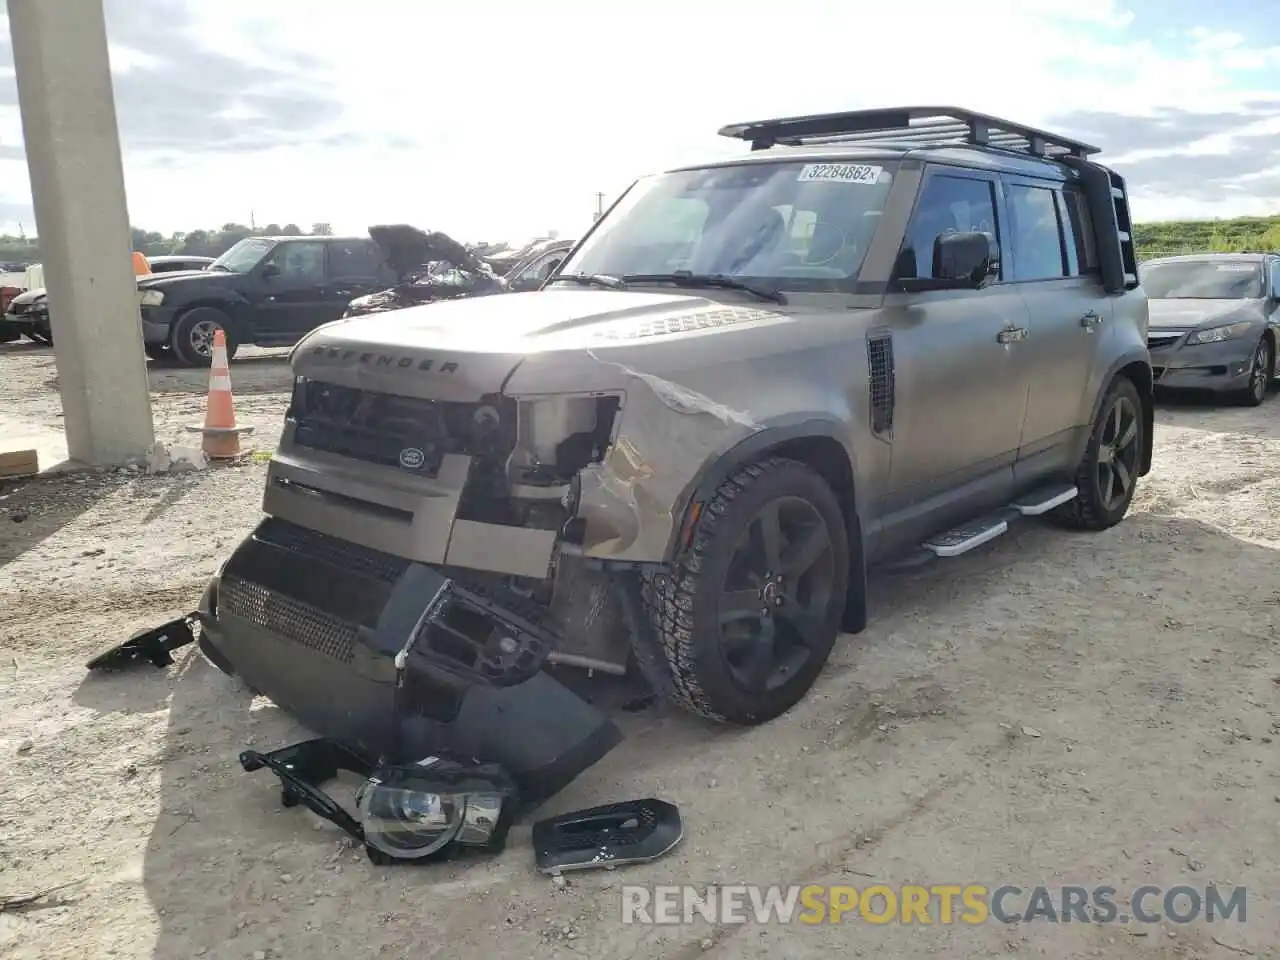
557,160,896,291
1140,259,1263,299
210,238,276,273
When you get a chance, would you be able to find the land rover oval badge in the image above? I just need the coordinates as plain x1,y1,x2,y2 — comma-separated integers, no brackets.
399,447,425,470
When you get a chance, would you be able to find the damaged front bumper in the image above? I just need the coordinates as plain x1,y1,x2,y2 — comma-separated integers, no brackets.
196,519,623,805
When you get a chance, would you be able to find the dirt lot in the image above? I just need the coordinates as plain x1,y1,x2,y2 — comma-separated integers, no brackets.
2,340,1279,960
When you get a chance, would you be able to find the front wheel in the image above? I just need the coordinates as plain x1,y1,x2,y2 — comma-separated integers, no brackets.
1233,336,1272,407
170,307,236,367
645,457,850,725
1051,377,1144,531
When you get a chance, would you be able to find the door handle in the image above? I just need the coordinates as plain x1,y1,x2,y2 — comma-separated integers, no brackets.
997,326,1028,344
1080,310,1103,328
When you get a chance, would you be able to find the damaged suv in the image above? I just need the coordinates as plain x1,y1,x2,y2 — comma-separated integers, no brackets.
197,107,1151,794
343,227,573,318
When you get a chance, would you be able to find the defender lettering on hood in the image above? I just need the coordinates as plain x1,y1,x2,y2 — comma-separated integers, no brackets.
307,344,460,374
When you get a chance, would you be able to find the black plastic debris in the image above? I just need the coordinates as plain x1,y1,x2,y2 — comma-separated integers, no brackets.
532,798,683,874
85,615,197,670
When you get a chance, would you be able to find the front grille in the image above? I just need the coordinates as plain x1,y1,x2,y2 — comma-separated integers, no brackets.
254,517,408,583
1148,335,1181,349
220,575,357,663
291,381,513,475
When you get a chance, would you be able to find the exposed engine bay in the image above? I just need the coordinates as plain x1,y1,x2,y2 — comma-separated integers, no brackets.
344,225,509,317
275,377,639,679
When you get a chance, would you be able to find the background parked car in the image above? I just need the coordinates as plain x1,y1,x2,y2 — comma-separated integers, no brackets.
1141,252,1280,406
342,228,572,318
0,253,209,345
136,235,394,365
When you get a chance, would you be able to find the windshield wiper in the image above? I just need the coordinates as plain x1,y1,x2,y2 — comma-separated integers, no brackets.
621,271,787,304
547,273,627,290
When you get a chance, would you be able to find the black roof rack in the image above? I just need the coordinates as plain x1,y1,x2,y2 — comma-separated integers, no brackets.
717,106,1099,159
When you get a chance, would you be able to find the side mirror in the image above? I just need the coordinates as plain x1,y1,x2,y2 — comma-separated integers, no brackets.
261,263,281,279
933,231,999,287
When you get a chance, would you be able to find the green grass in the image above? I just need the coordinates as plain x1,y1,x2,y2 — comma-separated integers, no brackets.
1135,214,1280,261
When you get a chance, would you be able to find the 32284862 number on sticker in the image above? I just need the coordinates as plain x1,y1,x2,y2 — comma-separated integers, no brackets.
797,163,884,185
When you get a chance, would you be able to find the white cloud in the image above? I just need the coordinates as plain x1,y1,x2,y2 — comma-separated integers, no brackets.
2,0,1280,235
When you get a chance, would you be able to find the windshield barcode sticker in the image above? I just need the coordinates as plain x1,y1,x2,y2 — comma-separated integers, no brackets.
797,163,883,185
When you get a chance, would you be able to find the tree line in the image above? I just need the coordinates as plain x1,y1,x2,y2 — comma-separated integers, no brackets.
0,221,335,264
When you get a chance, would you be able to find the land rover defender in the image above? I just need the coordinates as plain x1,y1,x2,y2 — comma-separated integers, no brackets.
196,107,1151,794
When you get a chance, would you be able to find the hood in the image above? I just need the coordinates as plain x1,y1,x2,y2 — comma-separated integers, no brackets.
138,269,243,291
367,224,482,280
293,289,777,401
11,287,46,305
1147,298,1267,330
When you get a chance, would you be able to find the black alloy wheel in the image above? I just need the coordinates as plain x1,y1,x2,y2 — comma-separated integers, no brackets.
717,496,838,696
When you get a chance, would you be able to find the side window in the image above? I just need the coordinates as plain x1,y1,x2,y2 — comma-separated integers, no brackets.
1270,260,1280,298
898,173,999,281
1005,183,1066,281
327,240,382,279
265,242,326,282
520,251,565,285
1061,187,1099,276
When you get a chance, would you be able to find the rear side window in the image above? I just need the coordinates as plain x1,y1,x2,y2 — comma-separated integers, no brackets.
328,240,382,279
1005,183,1066,281
1061,187,1099,276
898,173,999,281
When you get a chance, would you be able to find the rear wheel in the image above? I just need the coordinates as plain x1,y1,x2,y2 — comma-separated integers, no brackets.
1233,335,1272,407
170,307,236,367
646,457,849,725
1051,377,1144,531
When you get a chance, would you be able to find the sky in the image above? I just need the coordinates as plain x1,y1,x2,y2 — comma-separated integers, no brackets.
0,0,1279,243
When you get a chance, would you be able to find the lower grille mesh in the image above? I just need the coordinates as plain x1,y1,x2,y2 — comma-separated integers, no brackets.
220,575,356,664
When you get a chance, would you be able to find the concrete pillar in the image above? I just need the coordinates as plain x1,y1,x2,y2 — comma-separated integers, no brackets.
7,0,154,465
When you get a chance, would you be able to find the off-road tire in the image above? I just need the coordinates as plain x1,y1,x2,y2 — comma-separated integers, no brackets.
644,457,849,725
170,306,236,367
1232,335,1273,407
1050,376,1144,531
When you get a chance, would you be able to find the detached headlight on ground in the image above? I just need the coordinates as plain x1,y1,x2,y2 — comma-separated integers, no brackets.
356,759,514,862
1186,321,1251,345
138,289,165,307
239,738,518,866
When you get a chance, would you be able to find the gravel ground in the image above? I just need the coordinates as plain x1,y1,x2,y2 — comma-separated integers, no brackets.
2,341,1280,960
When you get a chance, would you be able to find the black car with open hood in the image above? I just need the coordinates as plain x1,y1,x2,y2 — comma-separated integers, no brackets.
343,227,574,318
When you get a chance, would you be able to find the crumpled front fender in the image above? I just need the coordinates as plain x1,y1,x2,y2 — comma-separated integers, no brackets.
574,375,759,562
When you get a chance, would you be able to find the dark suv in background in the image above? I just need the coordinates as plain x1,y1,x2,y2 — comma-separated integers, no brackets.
137,236,395,365
2,255,214,345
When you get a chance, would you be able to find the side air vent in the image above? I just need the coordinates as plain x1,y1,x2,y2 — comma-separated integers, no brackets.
867,333,895,437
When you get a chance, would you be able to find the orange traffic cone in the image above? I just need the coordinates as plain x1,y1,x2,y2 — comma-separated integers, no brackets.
185,328,254,459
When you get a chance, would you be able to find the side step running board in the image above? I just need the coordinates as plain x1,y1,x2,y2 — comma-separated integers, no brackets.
922,484,1077,558
1011,482,1078,516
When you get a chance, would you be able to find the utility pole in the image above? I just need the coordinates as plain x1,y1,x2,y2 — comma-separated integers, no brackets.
593,192,605,222
8,0,154,465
